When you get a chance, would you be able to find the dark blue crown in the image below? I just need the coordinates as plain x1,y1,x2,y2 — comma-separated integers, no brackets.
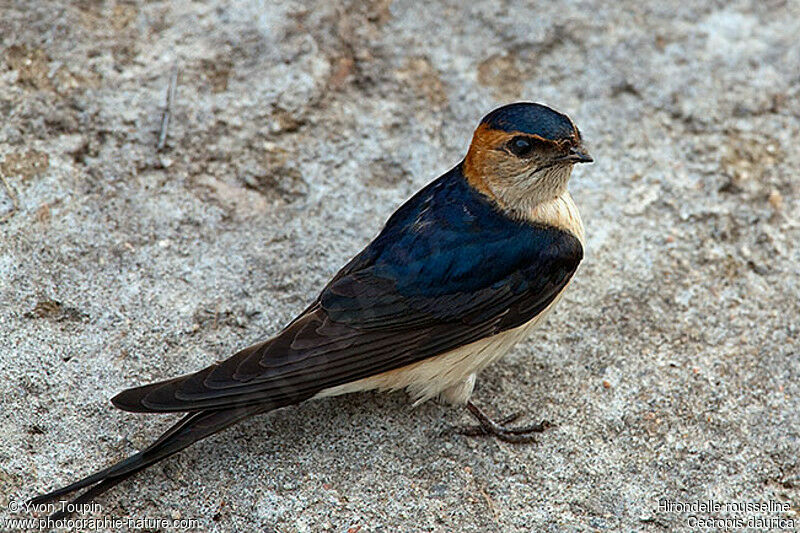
480,102,576,141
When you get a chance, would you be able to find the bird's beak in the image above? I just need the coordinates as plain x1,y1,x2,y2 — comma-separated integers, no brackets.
562,146,593,164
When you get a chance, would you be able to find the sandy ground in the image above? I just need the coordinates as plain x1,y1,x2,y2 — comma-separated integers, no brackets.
1,0,799,531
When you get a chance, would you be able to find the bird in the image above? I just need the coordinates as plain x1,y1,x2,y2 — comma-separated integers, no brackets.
30,102,592,518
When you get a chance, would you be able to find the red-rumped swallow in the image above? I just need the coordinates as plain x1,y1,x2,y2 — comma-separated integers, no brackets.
31,102,592,517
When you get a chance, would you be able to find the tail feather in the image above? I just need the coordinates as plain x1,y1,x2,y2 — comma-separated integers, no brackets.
29,404,268,519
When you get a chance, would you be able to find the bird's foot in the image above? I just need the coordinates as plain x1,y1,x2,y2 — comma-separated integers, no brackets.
456,401,553,443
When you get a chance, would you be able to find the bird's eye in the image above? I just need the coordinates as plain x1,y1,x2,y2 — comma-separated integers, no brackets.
507,136,534,157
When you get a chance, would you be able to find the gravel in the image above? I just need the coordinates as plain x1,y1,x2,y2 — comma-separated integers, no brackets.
1,1,798,531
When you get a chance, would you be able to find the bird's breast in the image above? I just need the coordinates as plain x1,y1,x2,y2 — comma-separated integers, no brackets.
525,191,585,244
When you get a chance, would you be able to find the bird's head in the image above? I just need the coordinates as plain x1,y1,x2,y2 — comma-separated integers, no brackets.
464,102,592,213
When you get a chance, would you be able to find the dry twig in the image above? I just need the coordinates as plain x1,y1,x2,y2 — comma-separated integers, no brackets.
157,64,179,151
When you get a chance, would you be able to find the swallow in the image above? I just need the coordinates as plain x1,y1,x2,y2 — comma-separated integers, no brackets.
30,102,592,518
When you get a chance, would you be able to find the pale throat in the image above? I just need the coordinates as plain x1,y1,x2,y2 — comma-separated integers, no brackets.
491,166,584,242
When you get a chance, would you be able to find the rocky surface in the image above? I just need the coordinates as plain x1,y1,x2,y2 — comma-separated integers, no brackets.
1,0,798,531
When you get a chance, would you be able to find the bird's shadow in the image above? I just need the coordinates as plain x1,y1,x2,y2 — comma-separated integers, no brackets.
90,390,452,505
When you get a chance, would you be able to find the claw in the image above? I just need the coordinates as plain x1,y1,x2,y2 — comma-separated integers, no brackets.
455,401,553,443
497,412,522,425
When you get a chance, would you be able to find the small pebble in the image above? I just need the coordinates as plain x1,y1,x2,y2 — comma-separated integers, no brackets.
768,189,783,210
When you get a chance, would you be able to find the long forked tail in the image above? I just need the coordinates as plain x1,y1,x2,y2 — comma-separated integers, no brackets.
29,404,267,521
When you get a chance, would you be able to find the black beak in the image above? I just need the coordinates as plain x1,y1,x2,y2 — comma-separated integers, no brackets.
562,146,593,164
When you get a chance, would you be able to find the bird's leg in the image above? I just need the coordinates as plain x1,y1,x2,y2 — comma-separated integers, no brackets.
457,401,553,443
